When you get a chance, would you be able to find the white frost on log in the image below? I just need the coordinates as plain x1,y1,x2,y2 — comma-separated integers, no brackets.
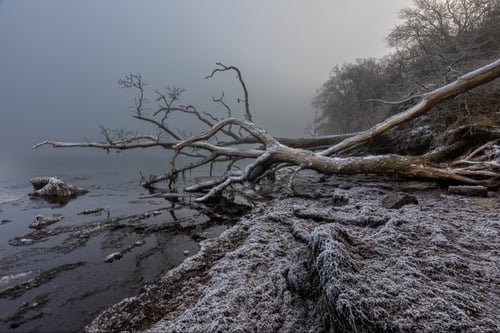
448,185,488,197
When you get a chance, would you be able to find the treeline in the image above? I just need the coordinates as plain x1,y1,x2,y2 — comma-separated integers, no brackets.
313,0,500,135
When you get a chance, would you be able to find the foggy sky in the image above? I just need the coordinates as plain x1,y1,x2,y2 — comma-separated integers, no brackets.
0,0,412,158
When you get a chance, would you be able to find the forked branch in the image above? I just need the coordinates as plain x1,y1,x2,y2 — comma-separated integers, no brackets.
34,59,500,200
205,62,252,122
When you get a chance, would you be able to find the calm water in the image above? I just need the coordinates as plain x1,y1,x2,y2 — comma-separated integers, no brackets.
0,151,226,332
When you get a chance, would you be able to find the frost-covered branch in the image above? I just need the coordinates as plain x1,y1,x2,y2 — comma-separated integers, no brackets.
34,59,500,201
321,58,500,156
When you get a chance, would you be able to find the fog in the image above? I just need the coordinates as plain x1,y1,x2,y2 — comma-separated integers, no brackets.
0,0,412,158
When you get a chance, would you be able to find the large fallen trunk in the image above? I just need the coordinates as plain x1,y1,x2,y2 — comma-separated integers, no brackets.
33,59,500,200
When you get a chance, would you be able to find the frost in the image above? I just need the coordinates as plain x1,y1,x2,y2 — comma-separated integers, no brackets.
86,171,500,333
0,271,33,286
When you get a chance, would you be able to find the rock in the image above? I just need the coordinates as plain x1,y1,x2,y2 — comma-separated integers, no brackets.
30,177,52,190
104,252,122,263
183,250,190,256
30,215,63,229
29,177,88,202
382,193,418,209
78,208,105,215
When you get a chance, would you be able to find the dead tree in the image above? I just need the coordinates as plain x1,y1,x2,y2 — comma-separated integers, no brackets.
34,59,500,201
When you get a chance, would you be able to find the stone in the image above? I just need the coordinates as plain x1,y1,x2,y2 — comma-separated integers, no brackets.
382,193,418,209
30,215,63,229
104,252,122,263
29,177,88,202
78,208,105,215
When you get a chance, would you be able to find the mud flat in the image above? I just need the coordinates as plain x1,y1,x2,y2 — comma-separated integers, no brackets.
86,171,500,332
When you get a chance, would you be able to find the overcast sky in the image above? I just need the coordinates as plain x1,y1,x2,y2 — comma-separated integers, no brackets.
0,0,413,158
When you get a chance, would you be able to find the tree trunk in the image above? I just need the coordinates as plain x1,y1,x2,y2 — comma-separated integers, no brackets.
33,59,500,200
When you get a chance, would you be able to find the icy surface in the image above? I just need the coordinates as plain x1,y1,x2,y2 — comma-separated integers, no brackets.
86,171,500,332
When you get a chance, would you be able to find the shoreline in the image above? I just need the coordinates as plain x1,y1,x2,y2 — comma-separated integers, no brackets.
0,171,242,332
0,189,25,205
86,171,500,332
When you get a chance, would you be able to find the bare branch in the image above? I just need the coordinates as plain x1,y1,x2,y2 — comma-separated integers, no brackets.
174,118,278,151
212,91,232,118
321,58,500,156
34,58,500,201
205,63,252,122
33,137,170,150
118,73,148,115
133,115,181,140
365,93,425,105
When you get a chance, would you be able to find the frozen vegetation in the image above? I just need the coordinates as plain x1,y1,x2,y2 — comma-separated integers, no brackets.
86,170,499,332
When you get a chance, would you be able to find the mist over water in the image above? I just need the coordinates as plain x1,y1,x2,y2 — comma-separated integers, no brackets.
0,0,412,161
0,150,171,196
0,1,414,331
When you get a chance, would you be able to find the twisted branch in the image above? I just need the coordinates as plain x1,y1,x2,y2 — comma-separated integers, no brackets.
205,63,252,122
34,59,500,201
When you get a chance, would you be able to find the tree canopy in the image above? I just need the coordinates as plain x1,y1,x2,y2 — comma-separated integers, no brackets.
314,0,500,135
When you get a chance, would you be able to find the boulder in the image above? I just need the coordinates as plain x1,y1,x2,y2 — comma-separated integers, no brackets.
29,177,88,202
30,215,63,229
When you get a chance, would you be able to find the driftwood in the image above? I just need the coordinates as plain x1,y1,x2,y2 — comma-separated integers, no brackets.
34,59,500,201
448,185,489,197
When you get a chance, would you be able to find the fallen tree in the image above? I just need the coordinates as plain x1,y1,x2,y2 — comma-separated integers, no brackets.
34,59,500,201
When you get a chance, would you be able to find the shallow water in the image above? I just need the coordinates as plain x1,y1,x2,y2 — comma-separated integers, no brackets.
0,152,232,332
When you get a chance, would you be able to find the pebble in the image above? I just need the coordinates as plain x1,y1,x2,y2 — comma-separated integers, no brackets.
78,208,105,215
104,252,123,263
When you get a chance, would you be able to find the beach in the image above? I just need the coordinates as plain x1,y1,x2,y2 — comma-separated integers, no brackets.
86,171,500,332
